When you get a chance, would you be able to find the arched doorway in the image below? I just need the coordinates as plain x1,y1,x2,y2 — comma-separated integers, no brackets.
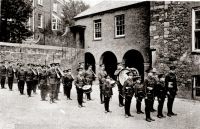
100,51,117,79
123,49,144,81
85,52,96,73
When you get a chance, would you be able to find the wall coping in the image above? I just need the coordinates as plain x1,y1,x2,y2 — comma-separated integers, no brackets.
0,42,84,51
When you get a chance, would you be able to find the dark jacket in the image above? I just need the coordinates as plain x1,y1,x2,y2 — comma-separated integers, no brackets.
102,79,115,97
63,74,74,87
165,72,177,96
25,68,34,82
17,68,26,81
74,75,85,89
156,79,167,99
135,83,145,98
98,70,107,85
39,70,48,85
0,65,7,77
123,78,135,97
47,68,59,85
7,66,14,78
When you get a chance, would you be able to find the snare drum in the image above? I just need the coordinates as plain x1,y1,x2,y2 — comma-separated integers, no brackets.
82,85,92,93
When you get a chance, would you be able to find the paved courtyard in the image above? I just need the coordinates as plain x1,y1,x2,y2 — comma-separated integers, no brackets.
0,83,200,129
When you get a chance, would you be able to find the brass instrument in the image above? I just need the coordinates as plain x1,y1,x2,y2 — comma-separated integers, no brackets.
55,68,60,79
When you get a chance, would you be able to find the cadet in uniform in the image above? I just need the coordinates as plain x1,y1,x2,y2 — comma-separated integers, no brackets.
55,63,63,100
47,63,59,103
144,72,156,122
98,64,107,104
114,63,124,107
25,63,34,97
85,65,95,101
135,77,145,114
150,68,158,112
102,75,115,113
7,61,15,91
165,66,178,117
74,67,85,108
123,71,136,118
32,64,39,94
157,73,167,118
63,69,74,100
17,63,26,95
38,65,48,101
0,61,7,89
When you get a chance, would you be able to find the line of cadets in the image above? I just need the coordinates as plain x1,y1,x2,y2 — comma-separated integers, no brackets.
0,60,178,122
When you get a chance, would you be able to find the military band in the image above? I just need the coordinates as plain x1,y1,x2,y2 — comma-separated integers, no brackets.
0,60,178,122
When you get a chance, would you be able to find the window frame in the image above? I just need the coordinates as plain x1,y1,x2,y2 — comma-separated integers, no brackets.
114,14,125,38
38,14,43,28
192,9,200,52
193,75,200,97
93,19,102,40
52,15,61,30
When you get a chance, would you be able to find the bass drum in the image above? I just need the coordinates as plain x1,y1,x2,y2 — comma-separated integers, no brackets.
118,68,139,86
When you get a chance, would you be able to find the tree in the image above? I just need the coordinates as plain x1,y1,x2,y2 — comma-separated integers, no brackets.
1,0,33,43
63,0,89,26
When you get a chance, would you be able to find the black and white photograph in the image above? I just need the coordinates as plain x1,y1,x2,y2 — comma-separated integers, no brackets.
0,0,200,129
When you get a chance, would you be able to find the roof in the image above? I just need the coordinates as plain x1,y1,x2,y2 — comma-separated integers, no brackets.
74,0,144,19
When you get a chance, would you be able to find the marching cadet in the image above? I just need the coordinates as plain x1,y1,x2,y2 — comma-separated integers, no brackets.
85,65,96,101
17,63,26,95
38,65,48,101
123,71,137,118
7,61,15,91
165,66,178,117
74,67,85,108
0,61,7,89
25,63,34,97
102,75,115,113
114,63,125,107
144,72,156,122
63,69,74,100
47,63,59,103
98,64,107,104
157,73,167,118
32,64,39,94
135,76,145,114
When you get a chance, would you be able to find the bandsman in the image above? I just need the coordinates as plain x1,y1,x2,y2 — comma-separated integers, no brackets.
144,72,156,122
54,63,63,100
114,63,125,107
0,61,7,89
123,71,137,118
135,76,145,114
7,61,15,91
98,64,107,104
38,65,48,101
157,73,167,118
85,65,96,101
74,67,85,108
150,68,158,112
32,64,39,94
102,75,115,113
165,66,178,117
63,69,74,100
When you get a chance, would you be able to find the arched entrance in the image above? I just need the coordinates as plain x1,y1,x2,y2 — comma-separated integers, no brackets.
123,49,144,81
100,51,117,79
85,52,96,73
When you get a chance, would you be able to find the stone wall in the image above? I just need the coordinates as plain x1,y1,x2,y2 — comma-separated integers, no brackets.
0,42,84,75
150,1,200,99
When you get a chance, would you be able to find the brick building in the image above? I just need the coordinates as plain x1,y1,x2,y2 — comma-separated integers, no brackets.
74,1,200,100
26,0,65,45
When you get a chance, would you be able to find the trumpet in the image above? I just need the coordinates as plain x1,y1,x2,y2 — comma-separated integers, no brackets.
55,68,60,79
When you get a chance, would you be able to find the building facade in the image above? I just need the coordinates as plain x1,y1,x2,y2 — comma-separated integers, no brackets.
26,0,65,44
74,1,200,100
74,1,151,80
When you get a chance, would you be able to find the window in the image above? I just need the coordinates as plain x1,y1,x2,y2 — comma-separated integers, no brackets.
38,0,43,5
115,14,125,37
94,19,102,40
52,15,61,30
38,14,43,28
53,3,58,13
193,76,200,97
192,9,200,52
